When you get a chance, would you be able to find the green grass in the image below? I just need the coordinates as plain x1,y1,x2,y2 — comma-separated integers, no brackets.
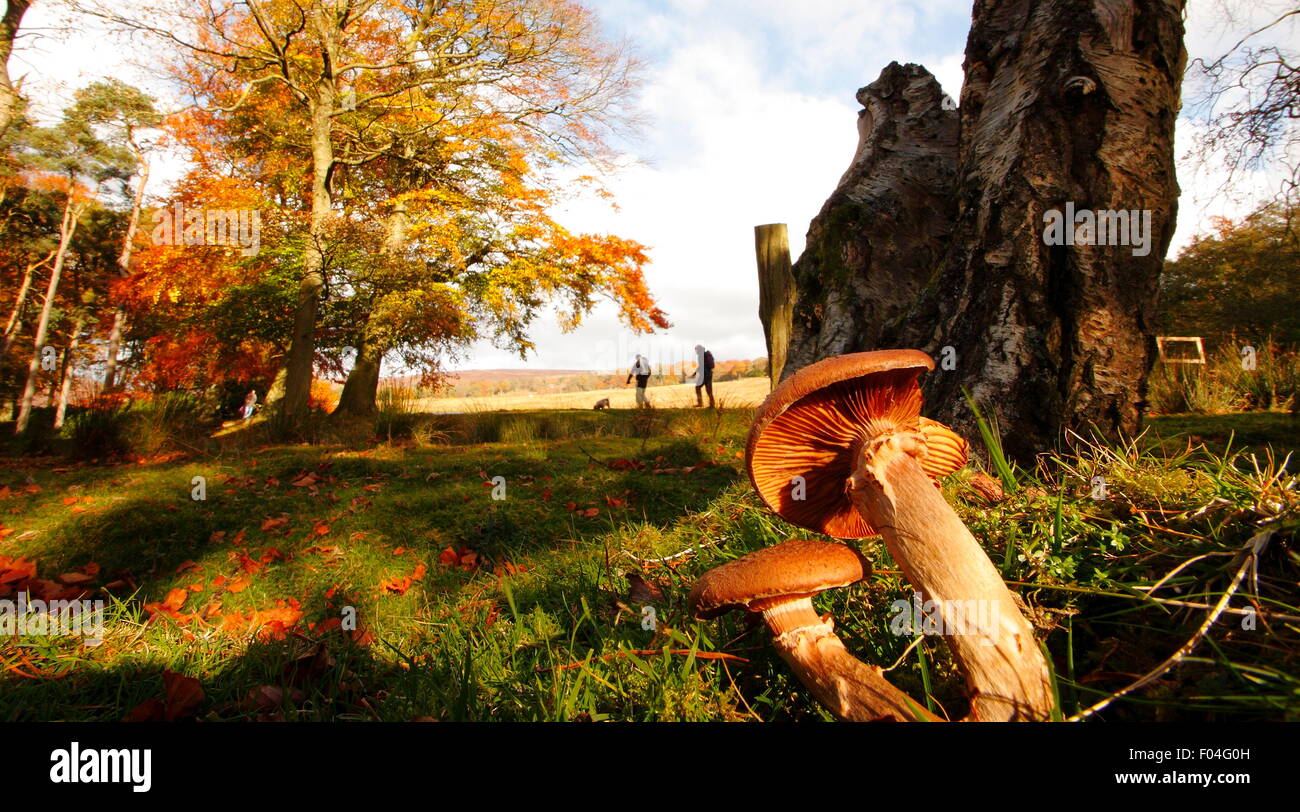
0,408,1296,721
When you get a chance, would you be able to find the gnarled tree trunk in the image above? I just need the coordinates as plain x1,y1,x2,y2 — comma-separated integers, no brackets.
785,1,1187,460
783,62,958,379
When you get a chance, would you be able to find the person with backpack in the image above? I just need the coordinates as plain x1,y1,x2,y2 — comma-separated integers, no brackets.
626,354,653,409
692,344,715,408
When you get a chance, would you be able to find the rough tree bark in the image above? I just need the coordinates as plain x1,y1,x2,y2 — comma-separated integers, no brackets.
785,1,1187,460
892,0,1188,459
783,62,958,379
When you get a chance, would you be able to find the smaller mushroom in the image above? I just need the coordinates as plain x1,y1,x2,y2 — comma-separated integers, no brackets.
690,539,937,722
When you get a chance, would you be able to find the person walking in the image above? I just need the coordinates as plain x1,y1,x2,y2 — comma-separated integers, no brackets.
692,345,715,408
241,389,258,421
626,354,652,409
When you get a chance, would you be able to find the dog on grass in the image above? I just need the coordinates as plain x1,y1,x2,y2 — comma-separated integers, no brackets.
593,398,611,410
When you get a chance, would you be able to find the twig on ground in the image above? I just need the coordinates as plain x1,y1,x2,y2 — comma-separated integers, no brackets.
620,537,721,565
1067,529,1274,722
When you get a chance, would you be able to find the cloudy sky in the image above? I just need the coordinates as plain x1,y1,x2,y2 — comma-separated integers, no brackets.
10,0,1296,373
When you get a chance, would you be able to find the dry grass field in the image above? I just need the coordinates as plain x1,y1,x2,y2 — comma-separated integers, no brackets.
414,376,772,413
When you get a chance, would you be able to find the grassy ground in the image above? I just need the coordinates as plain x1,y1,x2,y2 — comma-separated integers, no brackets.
414,376,771,412
0,407,1296,721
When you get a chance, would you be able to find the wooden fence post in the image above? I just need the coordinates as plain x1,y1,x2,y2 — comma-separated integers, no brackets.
755,223,796,389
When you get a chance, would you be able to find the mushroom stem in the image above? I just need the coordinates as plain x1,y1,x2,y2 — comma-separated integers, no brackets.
756,597,940,722
850,432,1054,721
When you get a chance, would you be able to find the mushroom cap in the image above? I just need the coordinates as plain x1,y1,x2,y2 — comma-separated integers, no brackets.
746,350,969,539
689,539,869,619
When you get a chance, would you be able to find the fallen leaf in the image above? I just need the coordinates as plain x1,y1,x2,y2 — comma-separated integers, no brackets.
125,698,165,722
162,670,205,721
627,572,664,604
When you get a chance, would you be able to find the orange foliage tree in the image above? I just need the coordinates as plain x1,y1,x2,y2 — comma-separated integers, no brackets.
84,0,668,428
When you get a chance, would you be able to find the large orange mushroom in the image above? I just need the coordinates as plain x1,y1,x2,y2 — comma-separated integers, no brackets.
732,349,1053,721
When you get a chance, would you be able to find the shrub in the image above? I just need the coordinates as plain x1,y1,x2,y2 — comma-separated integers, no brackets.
66,399,132,459
1146,338,1297,414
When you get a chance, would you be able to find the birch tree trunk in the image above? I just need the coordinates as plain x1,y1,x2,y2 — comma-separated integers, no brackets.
15,194,84,434
783,2,1187,460
54,313,86,429
891,0,1187,459
103,153,150,391
2,249,53,359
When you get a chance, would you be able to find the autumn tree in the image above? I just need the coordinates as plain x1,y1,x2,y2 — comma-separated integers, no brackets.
81,0,658,433
1159,201,1300,345
9,108,131,432
64,79,164,391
